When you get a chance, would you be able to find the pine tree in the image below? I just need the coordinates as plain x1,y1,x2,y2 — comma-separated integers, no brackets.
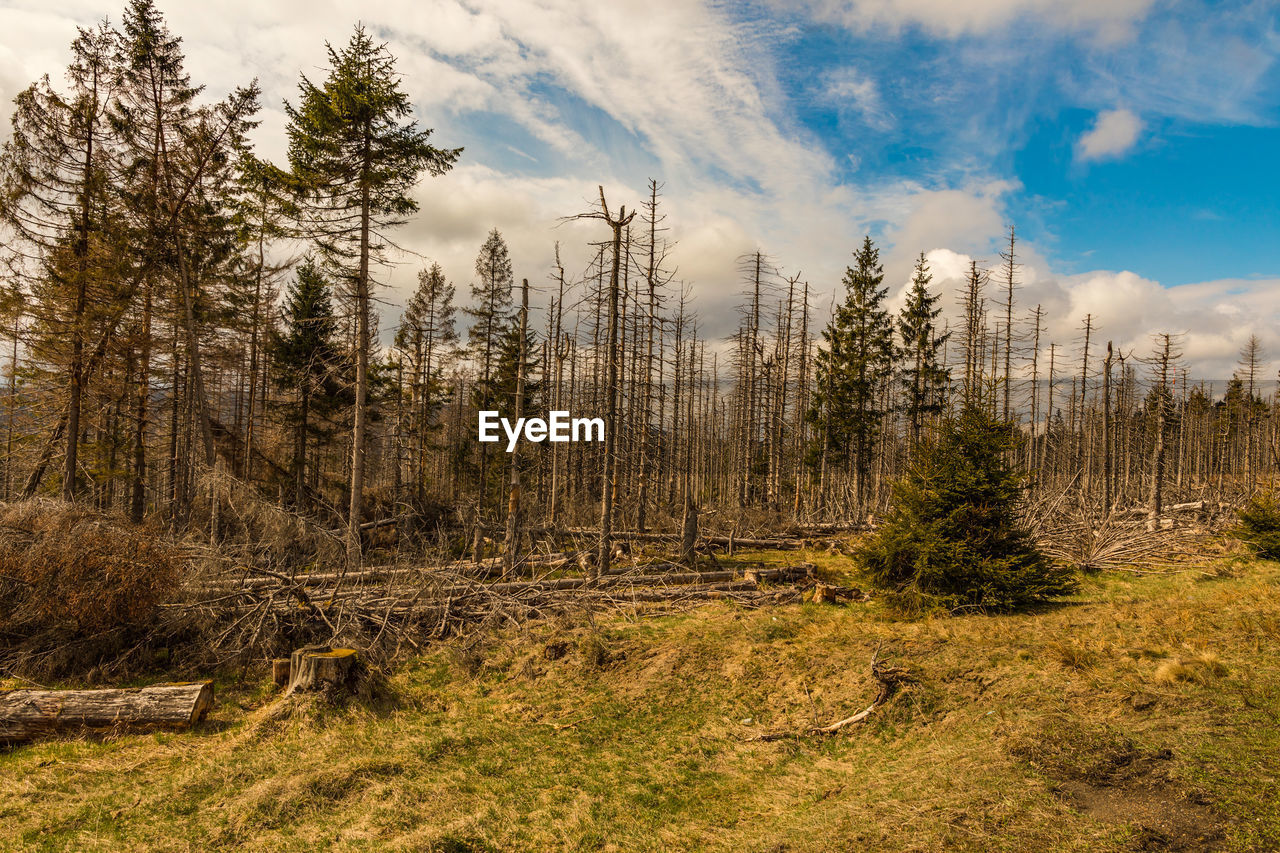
466,227,513,508
0,20,122,500
859,401,1076,614
269,259,348,507
112,0,259,520
395,261,458,500
897,252,950,447
285,24,461,560
493,316,541,423
809,235,895,511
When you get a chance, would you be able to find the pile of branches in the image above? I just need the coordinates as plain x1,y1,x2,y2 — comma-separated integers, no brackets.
178,554,818,670
1030,490,1225,574
0,475,827,682
0,499,189,680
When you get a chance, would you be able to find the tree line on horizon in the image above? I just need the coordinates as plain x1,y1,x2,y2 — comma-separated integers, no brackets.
0,1,1275,566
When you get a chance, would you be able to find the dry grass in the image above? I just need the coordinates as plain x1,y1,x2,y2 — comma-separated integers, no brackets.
2,546,1279,851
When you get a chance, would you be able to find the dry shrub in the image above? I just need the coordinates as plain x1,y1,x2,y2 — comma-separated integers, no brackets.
198,465,345,571
0,499,185,677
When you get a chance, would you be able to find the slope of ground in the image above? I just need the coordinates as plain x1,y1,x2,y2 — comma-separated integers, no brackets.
2,545,1278,851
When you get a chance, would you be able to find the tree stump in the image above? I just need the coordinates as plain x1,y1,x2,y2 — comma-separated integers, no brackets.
285,646,360,695
1,681,213,743
271,658,291,688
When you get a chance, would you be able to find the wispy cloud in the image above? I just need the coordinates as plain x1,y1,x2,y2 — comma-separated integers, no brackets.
1,0,1277,374
790,0,1156,41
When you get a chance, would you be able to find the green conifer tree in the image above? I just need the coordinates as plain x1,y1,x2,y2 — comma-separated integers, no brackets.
859,402,1075,615
809,235,895,512
269,259,348,507
898,252,951,447
466,227,514,507
395,261,458,500
0,20,122,500
285,24,460,558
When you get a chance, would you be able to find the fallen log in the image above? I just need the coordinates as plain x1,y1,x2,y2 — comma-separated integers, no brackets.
0,681,214,743
556,529,810,550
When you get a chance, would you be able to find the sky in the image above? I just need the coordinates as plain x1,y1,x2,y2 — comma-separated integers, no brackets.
1,0,1279,378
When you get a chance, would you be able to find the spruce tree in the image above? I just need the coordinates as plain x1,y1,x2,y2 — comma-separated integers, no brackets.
269,259,347,507
0,20,122,500
466,227,514,507
396,261,458,500
285,25,461,560
112,0,259,518
859,401,1075,615
898,252,950,447
809,235,894,511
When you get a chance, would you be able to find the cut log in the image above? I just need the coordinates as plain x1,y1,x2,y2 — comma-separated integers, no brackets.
271,658,291,688
810,583,864,604
285,646,360,695
0,681,214,743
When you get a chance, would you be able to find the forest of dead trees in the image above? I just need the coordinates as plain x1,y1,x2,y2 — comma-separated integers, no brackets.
1,1,1276,570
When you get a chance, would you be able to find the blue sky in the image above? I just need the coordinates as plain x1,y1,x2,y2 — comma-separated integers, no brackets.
754,0,1280,285
2,0,1279,373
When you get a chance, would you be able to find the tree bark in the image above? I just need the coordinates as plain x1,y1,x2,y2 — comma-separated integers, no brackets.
1,682,213,743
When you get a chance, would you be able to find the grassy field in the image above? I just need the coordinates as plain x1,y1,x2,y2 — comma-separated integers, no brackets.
3,543,1279,851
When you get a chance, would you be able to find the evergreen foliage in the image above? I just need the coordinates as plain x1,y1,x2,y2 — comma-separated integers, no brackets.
859,402,1077,615
897,252,950,444
269,259,349,505
467,227,515,411
1237,492,1280,560
809,236,895,503
285,23,459,545
396,262,458,432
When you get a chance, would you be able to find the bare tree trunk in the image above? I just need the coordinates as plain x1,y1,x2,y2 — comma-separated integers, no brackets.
503,279,529,576
348,145,373,567
591,188,634,577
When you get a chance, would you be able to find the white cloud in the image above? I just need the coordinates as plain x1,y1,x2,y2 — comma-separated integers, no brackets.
2,0,1276,381
1076,108,1143,161
882,244,1280,381
796,0,1156,41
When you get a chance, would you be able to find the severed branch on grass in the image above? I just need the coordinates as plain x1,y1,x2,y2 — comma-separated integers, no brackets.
751,649,913,741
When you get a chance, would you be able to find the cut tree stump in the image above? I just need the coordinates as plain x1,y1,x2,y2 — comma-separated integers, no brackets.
0,681,213,743
285,646,360,695
271,658,291,688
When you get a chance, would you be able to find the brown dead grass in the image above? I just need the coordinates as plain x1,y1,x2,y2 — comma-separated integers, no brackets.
1,545,1279,851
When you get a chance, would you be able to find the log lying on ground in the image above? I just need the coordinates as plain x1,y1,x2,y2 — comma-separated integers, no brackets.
0,681,214,743
557,528,811,550
1114,500,1208,521
809,582,867,604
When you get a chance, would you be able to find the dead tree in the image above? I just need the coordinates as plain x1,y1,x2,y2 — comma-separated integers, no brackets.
503,278,530,575
569,187,635,577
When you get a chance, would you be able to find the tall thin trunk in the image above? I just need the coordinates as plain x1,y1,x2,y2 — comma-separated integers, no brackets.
348,134,373,565
503,278,529,576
